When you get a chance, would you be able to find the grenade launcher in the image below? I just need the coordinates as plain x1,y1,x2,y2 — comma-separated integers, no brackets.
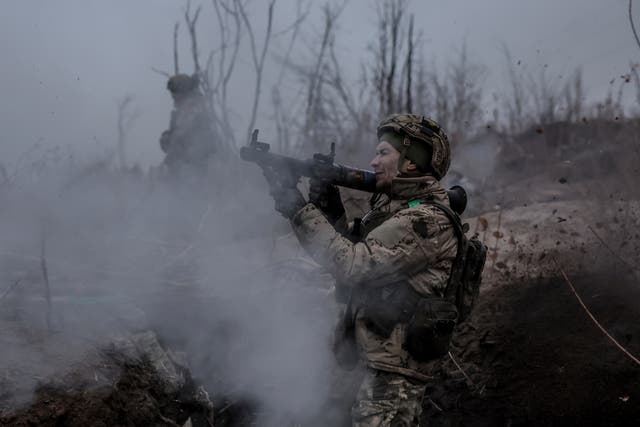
240,129,467,215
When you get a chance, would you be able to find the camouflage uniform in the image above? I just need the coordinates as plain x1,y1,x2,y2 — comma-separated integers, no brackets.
353,369,426,427
160,75,215,180
291,175,458,426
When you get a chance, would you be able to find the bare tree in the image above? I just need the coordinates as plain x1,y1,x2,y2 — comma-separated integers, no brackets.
412,41,485,146
271,0,310,154
629,62,640,113
629,0,640,53
184,2,203,76
595,76,625,120
529,66,559,126
499,45,529,135
405,14,414,113
173,22,180,74
562,67,584,122
209,0,242,143
172,0,280,155
497,46,591,134
238,0,276,144
116,95,140,170
371,0,409,116
300,3,342,151
272,1,353,155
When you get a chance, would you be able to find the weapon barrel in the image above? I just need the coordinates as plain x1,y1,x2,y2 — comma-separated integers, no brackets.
329,164,377,192
240,146,377,193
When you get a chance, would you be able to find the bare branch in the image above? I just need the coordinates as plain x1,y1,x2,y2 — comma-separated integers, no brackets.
0,279,21,301
500,44,527,135
272,4,310,38
305,4,335,127
0,163,9,187
328,39,360,123
405,14,414,112
220,0,242,103
276,0,309,85
385,0,403,113
447,351,476,387
371,0,409,116
184,2,203,75
117,95,140,169
209,0,237,147
211,0,228,93
270,1,310,153
151,67,171,78
40,231,53,332
173,22,180,74
238,0,276,143
629,0,640,53
631,62,640,107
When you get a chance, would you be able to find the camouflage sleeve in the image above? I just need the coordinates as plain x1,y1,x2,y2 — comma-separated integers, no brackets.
291,203,450,288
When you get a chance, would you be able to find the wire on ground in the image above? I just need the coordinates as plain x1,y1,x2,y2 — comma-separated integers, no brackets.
552,257,640,368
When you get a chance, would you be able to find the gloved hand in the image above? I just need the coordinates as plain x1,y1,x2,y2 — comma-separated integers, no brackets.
309,178,345,224
263,167,307,220
270,185,306,219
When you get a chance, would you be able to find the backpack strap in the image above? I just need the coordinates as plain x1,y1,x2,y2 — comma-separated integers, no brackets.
408,198,466,300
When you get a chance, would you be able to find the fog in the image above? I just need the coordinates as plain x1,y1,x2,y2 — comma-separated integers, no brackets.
1,1,637,167
0,1,639,425
0,158,339,423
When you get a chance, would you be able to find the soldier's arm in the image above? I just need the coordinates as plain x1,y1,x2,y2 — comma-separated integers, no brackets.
291,203,451,287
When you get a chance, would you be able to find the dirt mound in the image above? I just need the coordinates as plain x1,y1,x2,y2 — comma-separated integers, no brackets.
0,332,213,427
420,268,640,427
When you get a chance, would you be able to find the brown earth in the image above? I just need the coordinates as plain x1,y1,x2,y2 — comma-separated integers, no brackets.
0,333,214,427
420,267,640,427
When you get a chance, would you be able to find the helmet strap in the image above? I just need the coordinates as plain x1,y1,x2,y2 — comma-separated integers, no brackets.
396,136,412,175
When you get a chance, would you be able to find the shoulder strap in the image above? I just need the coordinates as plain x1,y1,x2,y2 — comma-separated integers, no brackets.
412,198,466,300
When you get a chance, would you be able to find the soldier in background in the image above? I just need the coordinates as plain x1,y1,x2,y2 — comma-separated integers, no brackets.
160,74,215,181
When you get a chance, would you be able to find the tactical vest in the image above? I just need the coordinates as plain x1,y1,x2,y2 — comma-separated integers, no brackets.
344,196,487,362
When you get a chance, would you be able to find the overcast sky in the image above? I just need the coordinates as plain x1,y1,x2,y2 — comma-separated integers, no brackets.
1,0,638,168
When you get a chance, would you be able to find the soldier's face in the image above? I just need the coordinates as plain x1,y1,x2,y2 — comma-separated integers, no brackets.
371,140,402,190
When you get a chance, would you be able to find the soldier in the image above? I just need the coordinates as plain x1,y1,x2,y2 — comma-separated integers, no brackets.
159,74,215,180
266,114,459,426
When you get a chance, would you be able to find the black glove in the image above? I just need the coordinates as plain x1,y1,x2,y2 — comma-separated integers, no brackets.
271,185,306,219
263,168,306,220
309,178,345,224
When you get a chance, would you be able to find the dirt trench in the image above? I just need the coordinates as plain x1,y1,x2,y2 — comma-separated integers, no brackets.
0,332,214,427
420,267,640,427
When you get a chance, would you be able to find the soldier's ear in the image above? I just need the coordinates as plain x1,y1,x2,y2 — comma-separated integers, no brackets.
405,160,417,172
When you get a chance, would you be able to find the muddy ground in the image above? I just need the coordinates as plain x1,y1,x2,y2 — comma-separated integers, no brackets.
419,268,640,427
2,266,639,427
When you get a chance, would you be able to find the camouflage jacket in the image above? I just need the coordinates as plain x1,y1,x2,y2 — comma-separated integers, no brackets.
291,175,458,380
160,95,215,168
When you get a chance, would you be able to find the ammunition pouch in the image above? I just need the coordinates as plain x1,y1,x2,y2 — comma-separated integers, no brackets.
362,284,416,338
361,284,458,362
404,298,458,362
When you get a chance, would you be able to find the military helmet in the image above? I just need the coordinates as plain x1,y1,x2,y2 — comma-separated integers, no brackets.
167,74,199,94
377,114,451,180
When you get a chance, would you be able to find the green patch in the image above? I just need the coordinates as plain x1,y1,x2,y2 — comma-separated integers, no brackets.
408,199,421,208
